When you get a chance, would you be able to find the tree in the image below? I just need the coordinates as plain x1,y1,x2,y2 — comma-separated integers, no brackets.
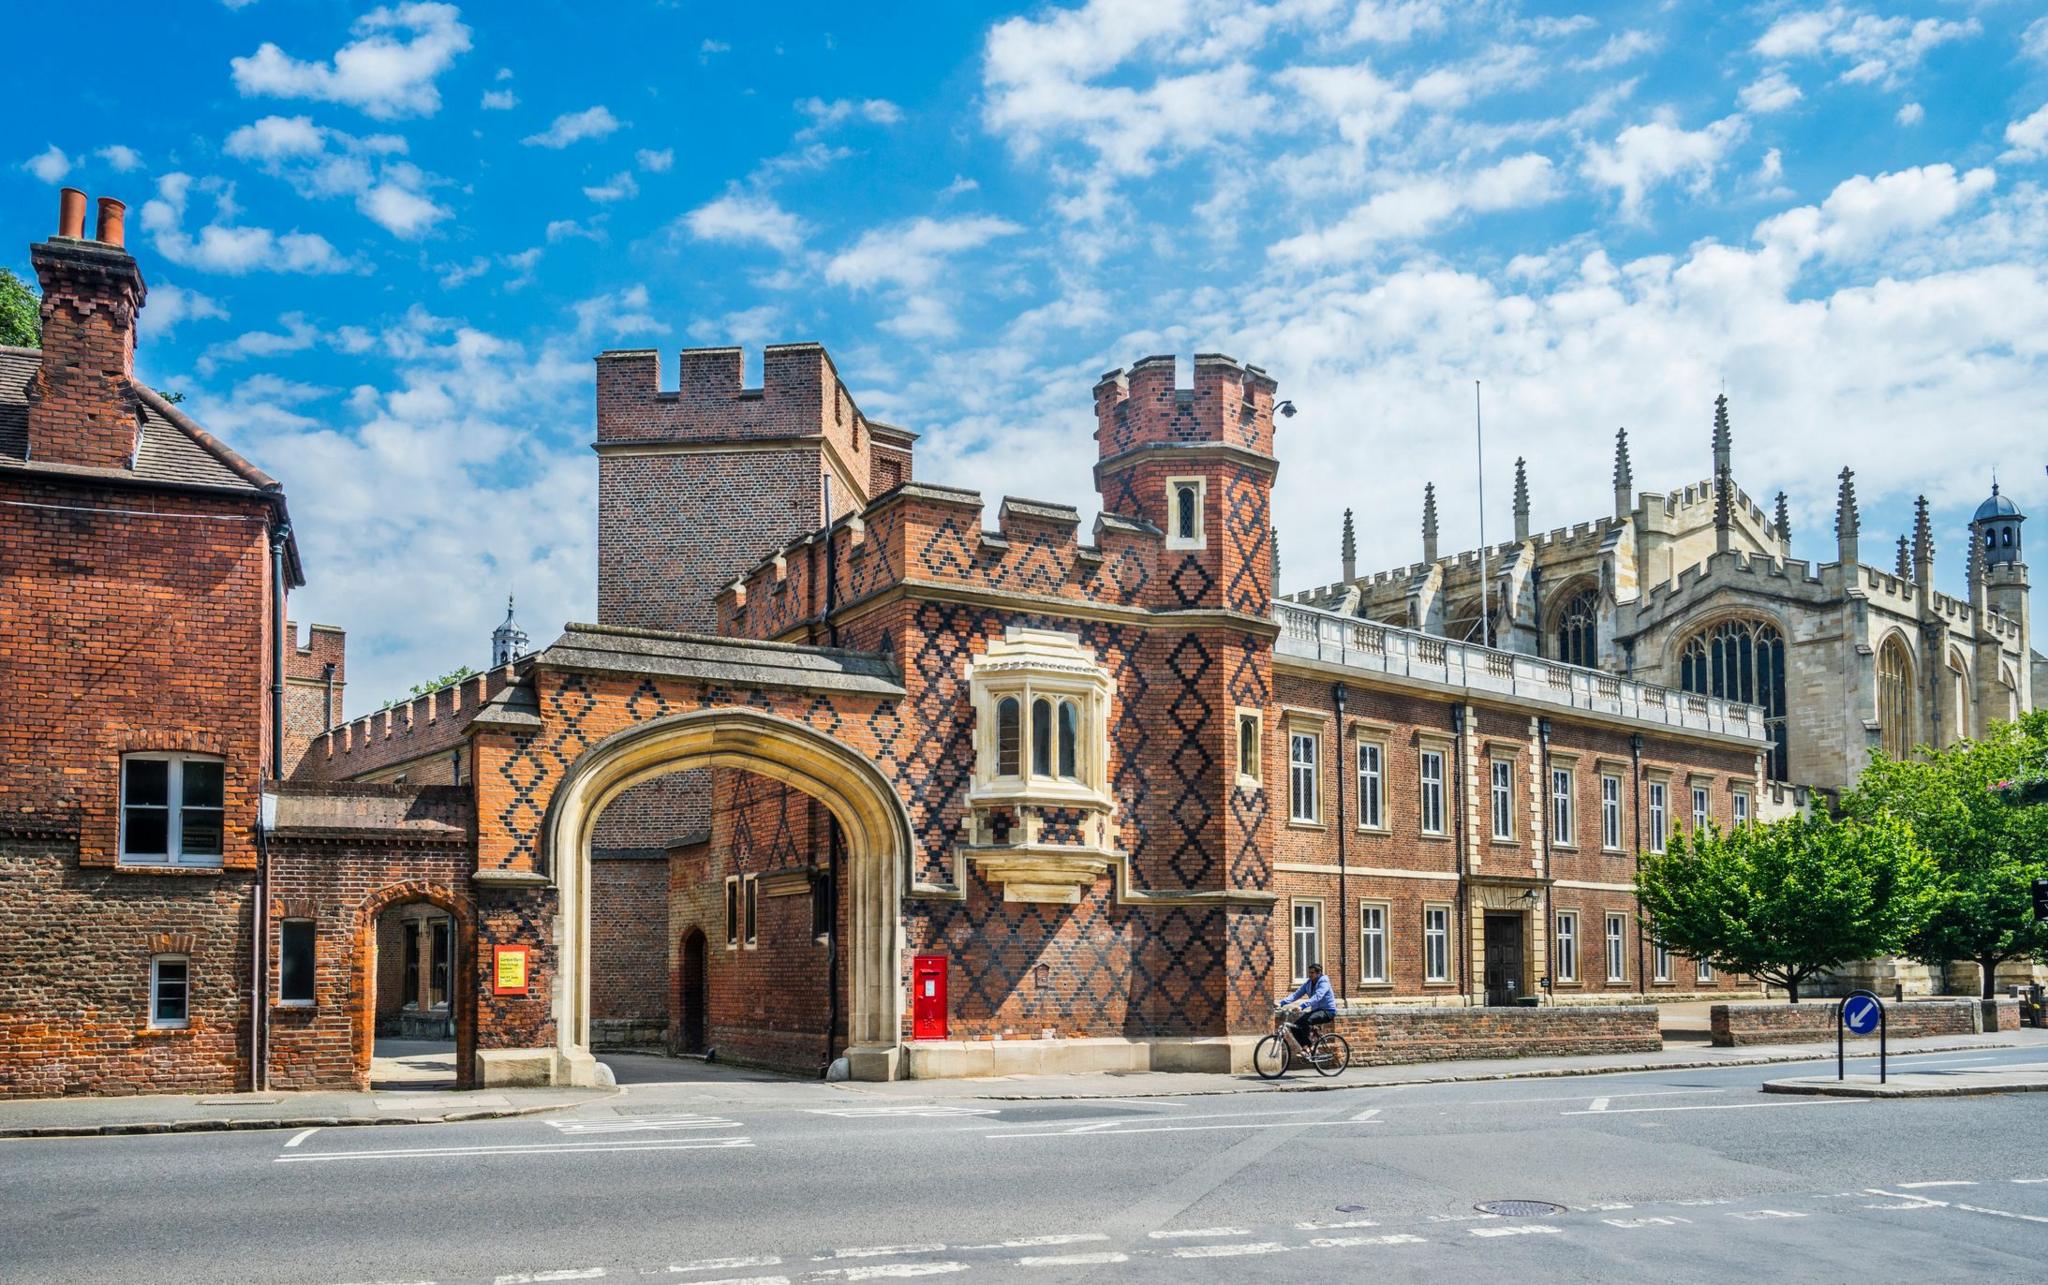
0,268,38,348
382,665,479,711
1635,812,1936,1002
1845,712,2048,998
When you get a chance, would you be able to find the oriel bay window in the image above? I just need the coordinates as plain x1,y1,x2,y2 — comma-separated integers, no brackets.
120,753,225,867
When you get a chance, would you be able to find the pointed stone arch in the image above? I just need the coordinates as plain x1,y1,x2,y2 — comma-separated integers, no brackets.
541,707,913,1083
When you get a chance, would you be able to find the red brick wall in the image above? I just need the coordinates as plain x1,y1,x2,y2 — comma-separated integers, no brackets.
1711,998,1977,1046
1333,1003,1662,1066
590,857,672,1047
281,621,345,777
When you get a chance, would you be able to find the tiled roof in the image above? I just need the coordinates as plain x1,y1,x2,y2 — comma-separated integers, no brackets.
0,346,265,495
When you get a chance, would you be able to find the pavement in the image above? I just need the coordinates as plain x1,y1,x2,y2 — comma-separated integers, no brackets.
1765,1059,2048,1098
7,1043,2048,1284
2,1028,2037,1136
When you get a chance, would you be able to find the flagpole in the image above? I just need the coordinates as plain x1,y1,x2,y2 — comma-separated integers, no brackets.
1476,380,1489,646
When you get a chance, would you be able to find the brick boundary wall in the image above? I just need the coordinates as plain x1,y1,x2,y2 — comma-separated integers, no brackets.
1331,1004,1661,1067
1710,998,1979,1047
1982,998,2020,1033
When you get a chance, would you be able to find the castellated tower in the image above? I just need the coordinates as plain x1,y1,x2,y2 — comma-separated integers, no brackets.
1091,353,1279,618
593,343,915,633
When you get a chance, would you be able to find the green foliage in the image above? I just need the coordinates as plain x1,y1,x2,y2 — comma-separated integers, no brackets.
0,268,38,348
1634,812,1936,1002
383,665,479,711
1845,712,2048,995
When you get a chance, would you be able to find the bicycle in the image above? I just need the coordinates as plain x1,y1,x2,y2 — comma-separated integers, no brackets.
1252,1006,1350,1079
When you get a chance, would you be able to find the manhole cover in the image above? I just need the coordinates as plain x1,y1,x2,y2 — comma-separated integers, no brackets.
1475,1200,1568,1218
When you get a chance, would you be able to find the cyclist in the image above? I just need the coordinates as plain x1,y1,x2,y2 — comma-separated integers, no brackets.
1282,961,1336,1048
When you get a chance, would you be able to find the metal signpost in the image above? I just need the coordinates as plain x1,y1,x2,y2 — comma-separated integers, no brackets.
1837,989,1886,1083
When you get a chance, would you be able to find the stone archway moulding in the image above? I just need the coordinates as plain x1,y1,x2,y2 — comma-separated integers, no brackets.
540,707,913,1084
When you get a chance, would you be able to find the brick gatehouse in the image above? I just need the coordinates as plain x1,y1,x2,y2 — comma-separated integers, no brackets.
1,193,1766,1097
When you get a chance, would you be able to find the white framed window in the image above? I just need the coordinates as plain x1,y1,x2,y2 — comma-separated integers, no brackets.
743,875,759,948
1696,959,1714,984
1600,773,1623,850
1647,781,1668,852
1551,767,1575,845
967,629,1114,814
1359,902,1388,984
1732,789,1751,827
1356,740,1384,829
1291,899,1322,985
1419,749,1446,835
1654,942,1672,983
1423,904,1451,982
1165,476,1207,549
1555,911,1578,983
1289,730,1321,825
278,919,316,1005
724,876,740,949
1606,914,1627,982
120,753,225,867
1692,785,1710,833
150,955,189,1028
1235,710,1262,787
1490,758,1514,840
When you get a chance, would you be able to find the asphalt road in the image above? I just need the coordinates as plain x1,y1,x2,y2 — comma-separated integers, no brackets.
5,1045,2047,1284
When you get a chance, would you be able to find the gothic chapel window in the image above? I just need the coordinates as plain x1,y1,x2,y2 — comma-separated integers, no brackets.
1554,587,1599,668
1876,635,1913,759
1679,618,1788,781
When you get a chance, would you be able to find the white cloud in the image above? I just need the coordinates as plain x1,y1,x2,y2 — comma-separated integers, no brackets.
225,115,450,238
681,190,807,253
1270,153,1562,266
545,218,604,243
688,305,782,345
1739,70,1803,114
1342,0,1449,45
825,215,1024,291
1753,6,1977,90
1582,113,1746,218
480,88,516,110
521,105,621,148
582,171,639,202
1572,30,1658,72
700,38,730,58
2025,18,2048,63
1763,164,1995,266
97,144,144,172
140,172,354,274
23,145,69,183
2006,104,2048,162
139,283,227,339
635,148,674,172
230,2,472,119
796,97,904,135
572,284,668,340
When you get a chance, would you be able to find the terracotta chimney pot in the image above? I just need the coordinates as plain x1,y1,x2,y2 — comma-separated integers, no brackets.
95,197,127,249
58,188,87,239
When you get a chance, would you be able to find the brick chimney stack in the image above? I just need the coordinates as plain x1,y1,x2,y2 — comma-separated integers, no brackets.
25,188,148,470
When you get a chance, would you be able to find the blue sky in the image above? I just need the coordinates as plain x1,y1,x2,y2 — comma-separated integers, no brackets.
8,1,2048,713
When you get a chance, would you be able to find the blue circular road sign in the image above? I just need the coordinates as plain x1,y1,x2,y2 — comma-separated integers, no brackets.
1841,991,1882,1035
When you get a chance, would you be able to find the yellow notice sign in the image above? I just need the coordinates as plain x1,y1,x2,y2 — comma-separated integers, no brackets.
492,945,530,996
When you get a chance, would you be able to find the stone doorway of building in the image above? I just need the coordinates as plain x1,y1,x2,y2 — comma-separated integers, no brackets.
678,928,708,1055
358,885,475,1091
1484,912,1526,1007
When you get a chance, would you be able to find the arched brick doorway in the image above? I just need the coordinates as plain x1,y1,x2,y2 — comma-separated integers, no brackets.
354,881,476,1090
543,708,913,1083
677,928,707,1056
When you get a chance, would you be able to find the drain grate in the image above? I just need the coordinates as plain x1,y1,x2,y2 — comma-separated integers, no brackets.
1475,1200,1568,1218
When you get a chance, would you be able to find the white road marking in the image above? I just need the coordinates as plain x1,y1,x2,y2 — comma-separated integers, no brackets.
1168,1243,1287,1258
1350,1108,1382,1122
1865,1189,2048,1226
1438,1088,1727,1108
2012,1178,2048,1184
1296,1218,1379,1230
1897,1180,1977,1189
1090,1098,1189,1108
668,1257,783,1274
278,1138,754,1162
960,1235,1106,1250
1726,1210,1806,1221
1147,1227,1250,1239
495,1271,605,1284
1469,1224,1563,1238
1665,1200,1731,1207
812,1246,945,1261
803,1266,967,1281
1583,1203,1633,1211
809,1106,998,1118
1604,1216,1691,1228
977,1106,1319,1132
284,1128,319,1148
987,1119,1378,1139
1017,1253,1128,1267
1424,1213,1497,1223
550,1115,740,1134
1587,1098,1610,1113
1308,1233,1427,1248
1562,1101,1863,1116
687,1278,787,1285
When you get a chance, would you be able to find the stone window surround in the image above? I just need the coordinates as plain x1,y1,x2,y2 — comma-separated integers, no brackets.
1596,756,1629,853
1422,901,1453,984
1554,908,1580,985
1234,707,1263,789
1357,898,1391,987
1164,475,1207,550
1548,750,1579,849
1290,896,1324,985
1605,912,1629,982
1346,717,1392,833
1416,734,1452,839
1486,746,1518,845
1281,708,1328,829
1645,771,1672,853
965,629,1114,816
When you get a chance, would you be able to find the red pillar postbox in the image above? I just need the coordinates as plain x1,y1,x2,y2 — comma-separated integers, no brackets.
911,954,948,1040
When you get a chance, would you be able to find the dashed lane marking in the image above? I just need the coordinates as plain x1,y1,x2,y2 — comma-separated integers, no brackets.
548,1115,742,1134
971,1106,1318,1132
1603,1217,1692,1229
1896,1181,1977,1189
1727,1211,1806,1221
958,1236,1106,1250
1587,1098,1610,1113
1146,1227,1249,1239
1865,1189,2048,1226
495,1271,606,1284
807,1106,999,1119
1016,1253,1128,1268
802,1266,967,1281
276,1138,754,1163
1307,1234,1428,1248
811,1246,945,1261
687,1278,787,1285
1469,1224,1563,1238
985,1119,1380,1139
1349,1108,1382,1122
284,1128,319,1148
1561,1100,1864,1116
1167,1242,1287,1258
1295,1218,1379,1230
667,1257,783,1274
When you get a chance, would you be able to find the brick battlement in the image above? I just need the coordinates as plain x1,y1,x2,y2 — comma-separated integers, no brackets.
1093,353,1277,462
297,662,521,780
595,342,867,448
285,619,346,683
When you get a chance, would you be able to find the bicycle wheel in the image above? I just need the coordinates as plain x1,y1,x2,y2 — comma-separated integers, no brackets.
1311,1032,1350,1076
1251,1034,1290,1080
